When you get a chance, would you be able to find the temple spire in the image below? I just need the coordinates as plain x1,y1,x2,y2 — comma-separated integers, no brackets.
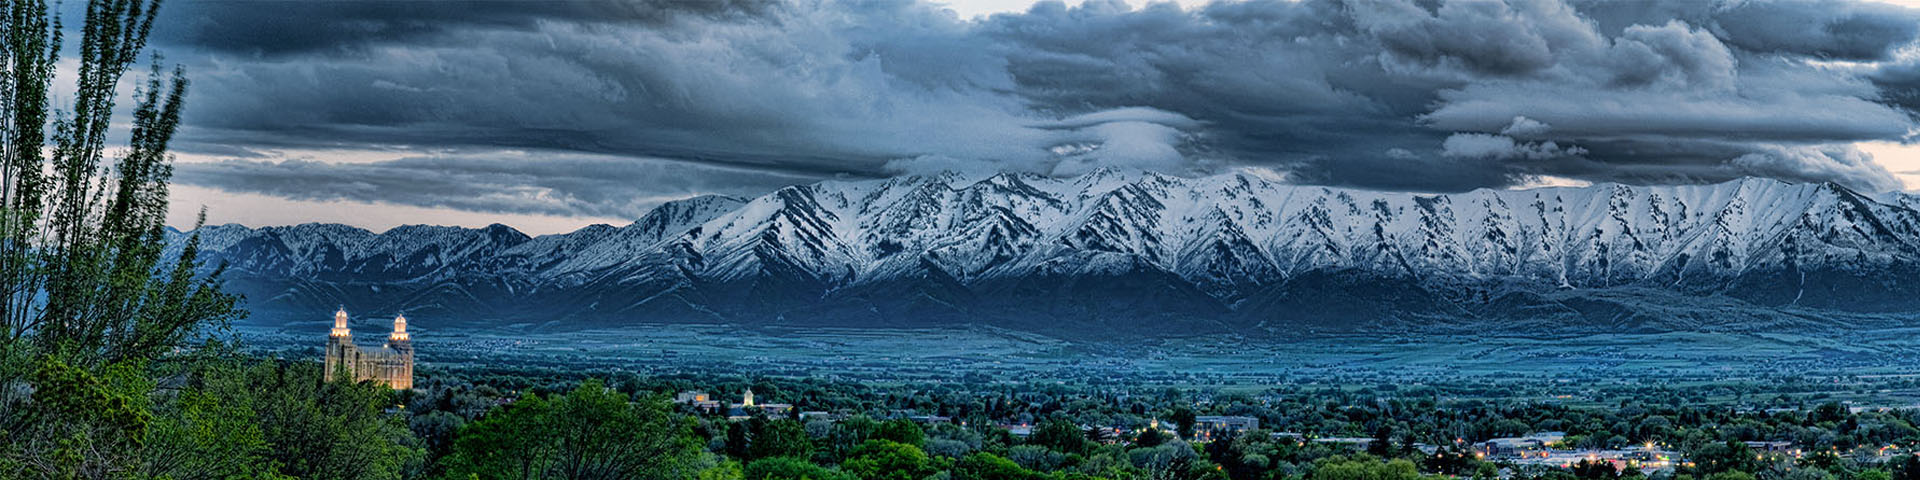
390,313,410,342
331,307,351,337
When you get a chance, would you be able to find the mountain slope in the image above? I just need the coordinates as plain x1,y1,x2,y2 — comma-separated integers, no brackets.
173,172,1920,337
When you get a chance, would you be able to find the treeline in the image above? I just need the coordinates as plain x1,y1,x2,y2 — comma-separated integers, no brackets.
22,347,1920,480
375,366,1920,480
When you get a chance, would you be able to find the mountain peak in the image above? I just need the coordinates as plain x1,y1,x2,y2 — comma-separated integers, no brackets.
175,175,1920,335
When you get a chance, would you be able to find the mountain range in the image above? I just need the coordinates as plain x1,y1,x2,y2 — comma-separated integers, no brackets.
171,170,1920,338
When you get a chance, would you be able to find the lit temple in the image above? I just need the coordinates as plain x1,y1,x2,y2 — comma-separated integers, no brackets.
324,308,415,389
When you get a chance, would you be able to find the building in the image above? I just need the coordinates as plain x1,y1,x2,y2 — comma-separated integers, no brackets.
1194,416,1260,440
324,308,414,390
725,388,794,420
675,390,723,412
1477,432,1565,459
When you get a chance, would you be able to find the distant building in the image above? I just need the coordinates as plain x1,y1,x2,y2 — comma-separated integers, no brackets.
1194,416,1260,440
906,415,952,425
1743,441,1796,454
675,391,712,404
676,390,723,412
324,308,414,390
726,388,794,420
1478,432,1565,459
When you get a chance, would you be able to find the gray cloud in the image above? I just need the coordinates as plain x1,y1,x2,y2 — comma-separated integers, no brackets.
146,0,1920,220
172,152,812,219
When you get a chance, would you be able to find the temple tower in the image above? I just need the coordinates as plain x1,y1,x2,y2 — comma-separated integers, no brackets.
325,307,353,381
386,314,414,389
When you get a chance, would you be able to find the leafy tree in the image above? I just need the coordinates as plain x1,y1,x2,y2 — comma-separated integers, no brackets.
954,452,1040,480
1168,408,1197,440
0,0,240,476
232,360,423,480
1312,456,1430,480
840,440,934,480
872,418,925,448
440,379,700,480
441,393,554,480
749,419,815,461
8,358,154,477
139,387,277,480
1135,428,1166,448
1688,441,1759,476
745,456,857,480
1030,418,1090,456
1571,459,1617,479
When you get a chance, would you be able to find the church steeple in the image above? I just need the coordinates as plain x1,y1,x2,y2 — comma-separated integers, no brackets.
331,307,351,338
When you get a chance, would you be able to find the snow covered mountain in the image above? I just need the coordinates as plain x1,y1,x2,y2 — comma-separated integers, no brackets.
173,171,1920,337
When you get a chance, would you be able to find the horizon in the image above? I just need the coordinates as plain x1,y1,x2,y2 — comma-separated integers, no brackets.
168,169,1900,236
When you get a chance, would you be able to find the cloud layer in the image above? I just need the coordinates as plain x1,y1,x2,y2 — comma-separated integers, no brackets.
145,0,1920,220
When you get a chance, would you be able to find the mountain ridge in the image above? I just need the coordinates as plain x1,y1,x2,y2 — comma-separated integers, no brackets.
170,171,1920,338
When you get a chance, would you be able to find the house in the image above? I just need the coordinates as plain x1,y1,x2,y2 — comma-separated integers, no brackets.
1193,416,1260,440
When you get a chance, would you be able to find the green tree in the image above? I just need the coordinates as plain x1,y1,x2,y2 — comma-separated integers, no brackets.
1689,441,1759,476
749,419,815,461
234,360,423,480
1029,418,1089,456
745,456,857,480
440,379,701,480
872,418,925,448
139,387,277,480
0,0,241,476
440,394,555,480
1312,457,1429,480
8,357,154,478
841,440,934,480
1168,408,1197,440
954,452,1041,480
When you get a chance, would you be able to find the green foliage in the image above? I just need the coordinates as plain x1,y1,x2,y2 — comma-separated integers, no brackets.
698,457,746,480
140,386,278,480
0,0,242,476
206,359,423,480
1167,408,1197,440
873,418,926,448
1688,441,1760,476
1029,418,1090,456
955,452,1041,480
439,378,701,480
1310,456,1432,480
9,357,154,478
750,419,816,461
746,456,858,480
841,440,935,480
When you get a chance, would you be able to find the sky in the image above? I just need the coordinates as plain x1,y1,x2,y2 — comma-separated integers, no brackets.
109,0,1920,234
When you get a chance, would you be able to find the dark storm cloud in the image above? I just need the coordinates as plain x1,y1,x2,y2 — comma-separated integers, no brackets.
172,152,809,218
155,0,779,57
151,0,1920,219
